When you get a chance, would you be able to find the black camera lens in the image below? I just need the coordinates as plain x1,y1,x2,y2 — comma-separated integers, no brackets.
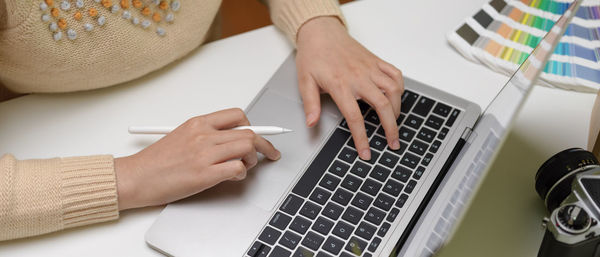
535,148,599,212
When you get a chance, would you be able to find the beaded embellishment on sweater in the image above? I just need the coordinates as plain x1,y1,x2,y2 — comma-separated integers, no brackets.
39,0,179,41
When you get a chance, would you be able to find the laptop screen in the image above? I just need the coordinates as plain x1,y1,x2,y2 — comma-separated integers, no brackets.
401,1,583,256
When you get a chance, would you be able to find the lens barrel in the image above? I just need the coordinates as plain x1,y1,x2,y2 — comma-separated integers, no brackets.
535,148,599,212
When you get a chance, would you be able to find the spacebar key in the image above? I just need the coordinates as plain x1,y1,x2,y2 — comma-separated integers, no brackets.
292,128,351,197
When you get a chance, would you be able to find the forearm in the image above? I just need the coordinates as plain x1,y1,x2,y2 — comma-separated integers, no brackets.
263,0,346,44
0,154,119,241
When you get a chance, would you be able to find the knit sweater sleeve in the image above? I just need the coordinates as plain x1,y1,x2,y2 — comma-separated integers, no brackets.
264,0,346,44
0,154,119,241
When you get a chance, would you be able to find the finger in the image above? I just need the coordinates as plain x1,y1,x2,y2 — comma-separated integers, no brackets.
240,140,258,174
371,73,402,118
377,61,405,95
298,74,322,127
253,135,281,161
208,139,256,164
204,160,248,184
330,89,371,160
360,83,400,150
203,108,251,129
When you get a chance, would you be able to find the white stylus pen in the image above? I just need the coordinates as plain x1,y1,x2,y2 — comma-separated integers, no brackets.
128,126,293,135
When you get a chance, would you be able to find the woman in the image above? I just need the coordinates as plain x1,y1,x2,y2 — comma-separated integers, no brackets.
0,0,404,240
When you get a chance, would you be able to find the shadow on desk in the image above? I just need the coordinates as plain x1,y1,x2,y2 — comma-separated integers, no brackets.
437,131,548,257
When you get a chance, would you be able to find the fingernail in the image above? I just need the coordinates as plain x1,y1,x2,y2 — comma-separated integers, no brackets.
391,140,400,150
273,150,281,160
306,113,316,127
360,149,371,160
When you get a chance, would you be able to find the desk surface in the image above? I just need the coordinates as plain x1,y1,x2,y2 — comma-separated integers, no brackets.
0,0,596,256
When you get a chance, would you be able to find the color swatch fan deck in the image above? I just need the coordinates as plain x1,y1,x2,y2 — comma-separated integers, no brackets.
448,0,600,92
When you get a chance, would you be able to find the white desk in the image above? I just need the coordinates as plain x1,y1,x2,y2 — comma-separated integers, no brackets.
0,0,596,256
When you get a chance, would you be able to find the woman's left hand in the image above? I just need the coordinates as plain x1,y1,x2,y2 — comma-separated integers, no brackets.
295,16,404,161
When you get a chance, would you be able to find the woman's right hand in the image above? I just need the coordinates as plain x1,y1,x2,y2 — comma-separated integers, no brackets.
114,108,281,211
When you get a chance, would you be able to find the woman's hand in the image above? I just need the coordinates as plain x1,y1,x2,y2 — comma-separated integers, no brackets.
296,16,404,161
114,108,281,211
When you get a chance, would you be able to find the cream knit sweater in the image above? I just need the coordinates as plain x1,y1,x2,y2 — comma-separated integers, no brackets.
0,0,343,241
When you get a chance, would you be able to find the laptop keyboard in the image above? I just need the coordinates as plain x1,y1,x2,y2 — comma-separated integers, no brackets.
247,90,461,257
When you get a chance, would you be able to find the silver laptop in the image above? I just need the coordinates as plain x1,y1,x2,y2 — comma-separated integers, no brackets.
145,2,581,256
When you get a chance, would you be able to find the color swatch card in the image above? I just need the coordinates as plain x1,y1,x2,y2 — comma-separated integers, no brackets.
448,0,600,92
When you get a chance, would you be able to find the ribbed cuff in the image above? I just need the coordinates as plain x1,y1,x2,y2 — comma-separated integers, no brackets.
271,0,346,44
60,155,119,229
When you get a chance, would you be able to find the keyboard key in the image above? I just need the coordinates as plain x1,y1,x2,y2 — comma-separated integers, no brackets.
319,174,341,191
360,178,382,196
290,216,312,235
358,100,370,114
259,226,282,245
337,148,358,165
413,96,435,117
364,208,386,226
388,142,407,156
405,180,417,194
279,231,302,251
417,127,436,143
269,246,291,257
365,123,376,138
312,216,335,236
339,119,349,129
368,237,382,252
421,153,434,166
392,165,412,182
333,221,355,240
365,150,380,165
374,193,394,212
292,247,313,257
280,194,304,216
351,192,374,211
310,187,332,206
383,179,404,197
378,222,391,237
345,236,368,254
446,109,460,127
328,161,350,178
429,140,441,153
322,202,344,220
255,244,271,257
438,127,449,140
387,208,400,222
365,110,380,125
341,174,362,192
433,102,452,117
408,140,428,156
401,90,419,113
342,206,364,225
413,166,425,180
405,115,424,130
332,188,353,206
301,231,325,251
300,201,322,220
396,194,409,208
400,152,420,169
350,161,371,178
340,252,355,257
398,127,416,142
369,165,391,183
376,126,386,137
355,221,377,241
270,212,292,230
396,114,406,125
425,115,444,130
378,152,399,169
322,236,344,255
248,241,266,257
369,135,387,151
316,252,332,257
293,129,350,197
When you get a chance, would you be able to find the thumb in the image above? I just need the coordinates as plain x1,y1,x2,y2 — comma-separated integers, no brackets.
298,75,322,127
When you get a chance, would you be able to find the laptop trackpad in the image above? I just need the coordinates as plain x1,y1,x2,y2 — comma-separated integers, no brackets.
244,89,340,211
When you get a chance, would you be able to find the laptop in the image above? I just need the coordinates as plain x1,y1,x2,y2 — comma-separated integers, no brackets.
145,1,581,256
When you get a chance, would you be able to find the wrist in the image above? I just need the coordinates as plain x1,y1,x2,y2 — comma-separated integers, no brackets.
114,156,138,211
297,16,346,46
